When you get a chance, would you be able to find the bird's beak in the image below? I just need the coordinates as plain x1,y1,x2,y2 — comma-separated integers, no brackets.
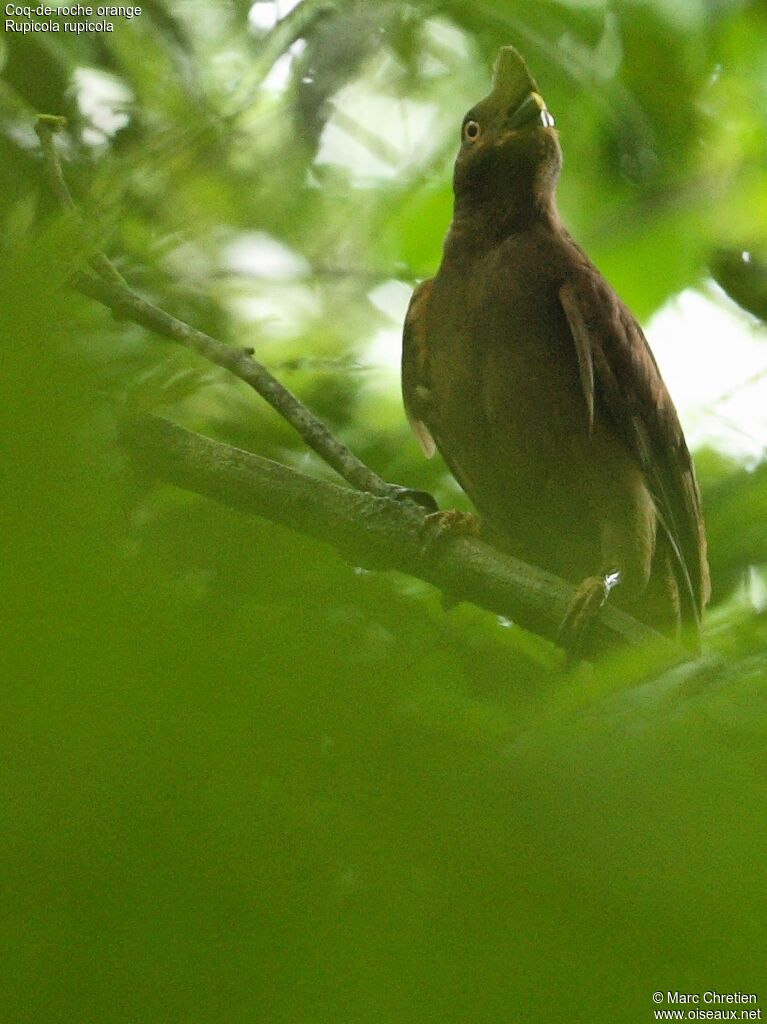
492,46,556,130
507,91,555,130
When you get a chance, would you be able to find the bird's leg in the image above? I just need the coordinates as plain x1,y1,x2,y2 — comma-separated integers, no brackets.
558,569,622,662
558,489,654,660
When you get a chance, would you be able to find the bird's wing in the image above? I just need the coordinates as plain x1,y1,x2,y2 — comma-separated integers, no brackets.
402,279,437,458
559,271,710,625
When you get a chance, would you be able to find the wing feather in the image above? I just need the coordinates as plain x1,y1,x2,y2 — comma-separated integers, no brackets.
559,272,710,627
402,279,437,459
559,280,595,435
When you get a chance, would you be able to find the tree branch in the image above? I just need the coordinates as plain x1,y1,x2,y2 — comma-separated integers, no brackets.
124,414,673,659
36,114,423,505
74,269,419,501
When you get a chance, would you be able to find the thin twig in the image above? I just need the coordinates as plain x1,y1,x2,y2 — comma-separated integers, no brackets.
248,0,334,88
35,116,127,288
36,114,418,503
75,271,407,498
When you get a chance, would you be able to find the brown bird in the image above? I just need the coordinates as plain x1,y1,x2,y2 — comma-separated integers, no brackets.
402,45,710,649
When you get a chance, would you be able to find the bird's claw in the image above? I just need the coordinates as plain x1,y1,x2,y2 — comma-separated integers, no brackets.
387,485,439,513
558,570,621,664
419,509,482,612
420,509,482,558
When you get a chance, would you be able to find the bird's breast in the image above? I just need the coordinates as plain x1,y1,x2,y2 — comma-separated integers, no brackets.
423,243,620,568
427,253,588,464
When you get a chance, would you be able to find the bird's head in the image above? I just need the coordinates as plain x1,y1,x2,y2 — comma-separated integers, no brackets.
453,46,562,226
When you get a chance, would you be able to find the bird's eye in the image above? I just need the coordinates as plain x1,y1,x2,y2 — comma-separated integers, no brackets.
463,120,481,143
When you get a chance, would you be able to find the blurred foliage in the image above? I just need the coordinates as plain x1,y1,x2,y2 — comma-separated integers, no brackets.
2,1,767,1021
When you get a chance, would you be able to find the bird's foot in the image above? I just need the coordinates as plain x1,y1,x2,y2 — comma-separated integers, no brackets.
386,484,439,513
558,570,621,664
420,509,482,557
420,509,482,611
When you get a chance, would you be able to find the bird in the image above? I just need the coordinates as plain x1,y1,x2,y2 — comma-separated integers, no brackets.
401,45,710,650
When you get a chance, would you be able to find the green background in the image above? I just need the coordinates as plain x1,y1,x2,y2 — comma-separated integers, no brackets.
2,1,767,1021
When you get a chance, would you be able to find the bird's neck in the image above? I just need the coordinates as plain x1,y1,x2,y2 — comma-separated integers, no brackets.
448,185,561,251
